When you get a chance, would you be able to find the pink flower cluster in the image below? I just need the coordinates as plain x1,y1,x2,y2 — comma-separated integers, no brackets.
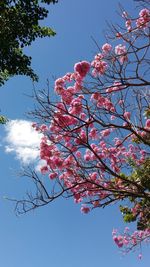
91,92,115,111
54,60,90,97
74,61,90,77
91,53,108,76
125,19,132,32
115,44,128,64
145,119,150,129
122,8,150,31
35,24,148,204
102,43,112,54
37,104,147,194
91,42,112,77
106,81,125,93
113,228,150,256
32,7,150,257
136,8,150,29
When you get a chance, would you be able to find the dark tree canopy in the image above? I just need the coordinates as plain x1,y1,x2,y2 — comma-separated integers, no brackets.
0,0,58,85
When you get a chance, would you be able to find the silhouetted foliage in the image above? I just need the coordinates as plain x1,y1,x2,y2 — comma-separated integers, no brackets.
0,0,58,85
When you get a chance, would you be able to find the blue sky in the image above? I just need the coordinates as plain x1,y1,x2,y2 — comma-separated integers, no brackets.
0,1,149,266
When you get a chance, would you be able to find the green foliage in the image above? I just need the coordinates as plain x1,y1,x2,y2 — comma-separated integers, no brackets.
0,0,58,85
119,159,150,230
129,158,150,189
120,206,136,223
0,69,9,85
144,108,150,118
42,0,58,3
0,115,8,124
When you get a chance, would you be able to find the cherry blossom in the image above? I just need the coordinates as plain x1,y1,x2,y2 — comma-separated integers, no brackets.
17,7,150,258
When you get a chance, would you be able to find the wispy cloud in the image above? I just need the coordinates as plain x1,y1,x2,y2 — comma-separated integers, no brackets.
5,120,43,165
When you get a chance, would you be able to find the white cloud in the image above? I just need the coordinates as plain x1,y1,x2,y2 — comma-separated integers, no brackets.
4,120,43,165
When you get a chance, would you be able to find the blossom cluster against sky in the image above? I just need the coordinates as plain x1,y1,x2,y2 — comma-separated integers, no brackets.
0,1,149,266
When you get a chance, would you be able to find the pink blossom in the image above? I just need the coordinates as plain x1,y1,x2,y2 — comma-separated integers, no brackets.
41,165,49,174
32,122,37,128
115,44,128,64
102,43,112,54
111,115,116,120
124,111,131,120
136,9,150,28
90,172,97,181
101,129,111,137
54,77,65,94
76,151,82,158
125,19,132,31
106,81,124,93
52,156,64,169
89,128,98,139
81,205,90,214
91,92,101,101
94,53,103,61
49,172,58,180
63,72,73,82
40,124,48,132
80,112,87,120
74,61,90,77
35,9,150,257
115,44,127,56
74,194,82,204
69,97,83,115
91,53,107,76
145,119,150,129
116,32,122,38
92,60,107,76
112,229,118,235
113,235,124,248
139,8,150,18
113,227,150,255
84,154,91,161
118,99,124,105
